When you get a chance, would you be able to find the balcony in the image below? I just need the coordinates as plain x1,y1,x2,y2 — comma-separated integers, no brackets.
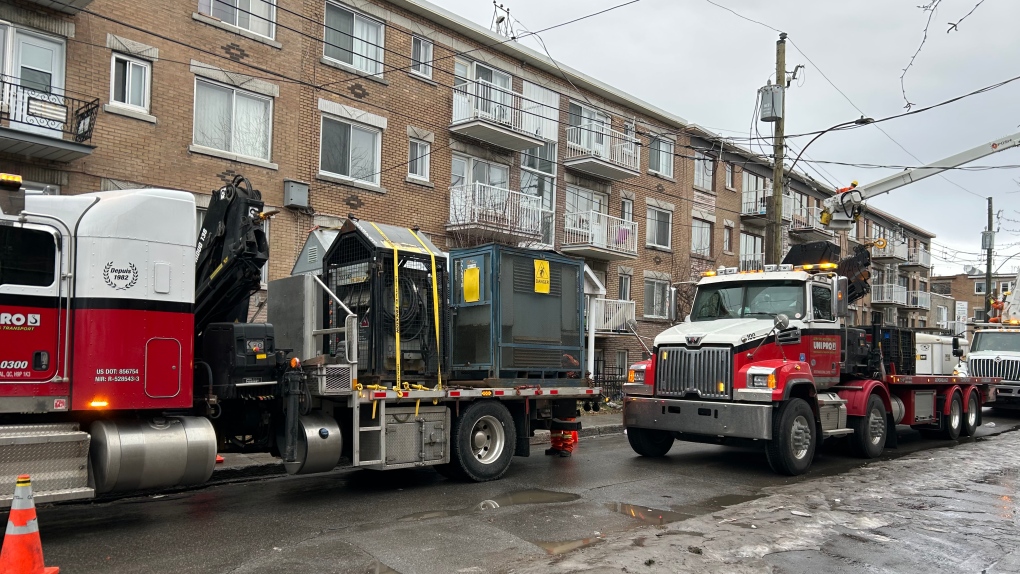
22,0,95,13
563,124,641,180
450,80,545,151
788,205,834,242
740,191,792,227
0,77,99,162
588,298,636,335
739,253,765,271
903,247,932,269
907,291,931,310
447,183,551,243
561,211,638,260
937,321,968,336
871,240,908,262
871,284,907,306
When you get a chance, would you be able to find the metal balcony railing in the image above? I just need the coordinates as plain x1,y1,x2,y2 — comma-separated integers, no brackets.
562,210,638,257
448,183,550,238
564,123,641,172
739,253,765,271
588,298,636,334
907,247,931,268
907,290,931,309
871,240,908,260
740,190,792,220
451,79,542,138
871,284,908,305
789,205,828,233
937,320,968,336
1,75,99,144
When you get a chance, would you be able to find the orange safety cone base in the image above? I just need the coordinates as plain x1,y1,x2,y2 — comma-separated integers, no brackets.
0,475,59,574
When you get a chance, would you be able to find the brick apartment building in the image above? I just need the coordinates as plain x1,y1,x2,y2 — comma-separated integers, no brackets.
932,270,1016,324
0,0,943,383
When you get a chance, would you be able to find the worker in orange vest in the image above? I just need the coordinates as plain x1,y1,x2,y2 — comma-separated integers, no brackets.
837,180,859,193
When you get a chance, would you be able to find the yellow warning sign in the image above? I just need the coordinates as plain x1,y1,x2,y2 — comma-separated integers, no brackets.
534,260,550,294
463,266,480,303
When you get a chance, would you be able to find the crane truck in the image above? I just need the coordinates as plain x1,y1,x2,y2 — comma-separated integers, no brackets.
623,131,1020,475
0,174,599,507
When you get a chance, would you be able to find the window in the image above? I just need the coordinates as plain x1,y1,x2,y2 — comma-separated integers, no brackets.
320,116,381,185
621,198,633,222
324,2,383,75
694,151,713,190
975,281,986,295
615,350,629,374
566,185,607,215
521,142,556,244
648,137,674,178
110,54,150,112
1002,281,1013,293
742,171,769,194
618,274,631,300
691,219,712,257
410,36,433,78
566,102,608,154
937,305,949,324
725,164,734,189
645,207,671,249
196,207,207,242
644,279,669,319
0,227,56,288
193,80,272,161
812,284,833,321
408,139,430,181
200,0,276,38
723,226,732,253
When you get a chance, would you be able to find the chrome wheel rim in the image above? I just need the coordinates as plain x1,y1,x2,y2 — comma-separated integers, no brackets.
791,415,812,460
868,407,885,446
950,396,962,430
966,394,978,428
471,415,505,465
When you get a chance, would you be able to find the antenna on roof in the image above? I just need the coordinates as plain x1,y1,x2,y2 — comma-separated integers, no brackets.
491,2,515,39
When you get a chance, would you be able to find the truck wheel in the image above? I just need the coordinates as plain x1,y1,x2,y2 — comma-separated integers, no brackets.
447,401,516,482
849,394,886,459
941,392,963,440
961,389,980,437
765,399,816,476
626,427,674,457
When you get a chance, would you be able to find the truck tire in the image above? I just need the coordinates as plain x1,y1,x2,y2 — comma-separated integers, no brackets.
626,427,674,457
765,398,816,476
961,389,980,437
849,394,886,459
446,401,517,482
941,392,963,440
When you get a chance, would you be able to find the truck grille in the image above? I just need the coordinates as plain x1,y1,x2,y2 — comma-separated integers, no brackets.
969,357,1020,381
656,346,733,400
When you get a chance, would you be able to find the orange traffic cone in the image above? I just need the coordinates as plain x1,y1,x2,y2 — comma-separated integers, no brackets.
0,475,59,574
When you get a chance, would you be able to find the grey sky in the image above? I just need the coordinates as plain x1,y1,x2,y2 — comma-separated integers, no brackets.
431,0,1020,275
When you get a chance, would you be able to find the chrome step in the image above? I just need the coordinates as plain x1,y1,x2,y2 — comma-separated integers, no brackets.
0,423,93,508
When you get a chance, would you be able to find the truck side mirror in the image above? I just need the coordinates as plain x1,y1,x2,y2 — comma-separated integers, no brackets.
834,276,849,318
953,348,964,357
774,313,790,331
952,337,960,350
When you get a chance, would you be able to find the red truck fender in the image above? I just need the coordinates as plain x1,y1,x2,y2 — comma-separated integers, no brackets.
837,380,892,417
937,385,965,415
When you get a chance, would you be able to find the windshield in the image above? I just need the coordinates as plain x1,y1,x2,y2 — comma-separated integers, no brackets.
690,280,805,322
971,332,1020,353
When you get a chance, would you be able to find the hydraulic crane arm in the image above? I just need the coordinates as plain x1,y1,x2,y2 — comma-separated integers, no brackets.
820,132,1020,230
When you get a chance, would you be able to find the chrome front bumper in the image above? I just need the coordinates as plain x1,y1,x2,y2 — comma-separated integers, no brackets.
623,396,773,440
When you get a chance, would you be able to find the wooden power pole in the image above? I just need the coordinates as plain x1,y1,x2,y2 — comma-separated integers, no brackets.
766,32,787,265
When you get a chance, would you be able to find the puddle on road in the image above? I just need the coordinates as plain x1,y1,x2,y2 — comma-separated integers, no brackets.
668,493,762,516
365,561,401,574
398,489,580,521
535,536,604,555
605,502,691,526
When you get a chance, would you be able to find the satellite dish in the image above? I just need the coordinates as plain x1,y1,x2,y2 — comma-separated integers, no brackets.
496,15,505,24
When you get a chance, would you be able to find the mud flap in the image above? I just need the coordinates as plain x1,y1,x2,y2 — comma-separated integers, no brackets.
511,402,530,457
884,413,898,449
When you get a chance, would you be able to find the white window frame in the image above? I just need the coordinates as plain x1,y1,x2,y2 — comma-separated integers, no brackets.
323,1,384,76
408,138,430,181
192,78,274,162
644,279,669,319
723,225,732,253
410,36,433,79
645,206,672,250
621,198,633,222
618,273,631,301
200,0,278,40
648,137,674,178
615,350,628,373
318,114,382,186
109,53,151,113
975,281,986,295
520,142,557,246
1002,281,1013,294
691,218,712,258
694,151,713,190
725,164,734,190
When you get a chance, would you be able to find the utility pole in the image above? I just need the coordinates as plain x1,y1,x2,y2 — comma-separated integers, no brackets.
766,32,787,265
985,196,994,318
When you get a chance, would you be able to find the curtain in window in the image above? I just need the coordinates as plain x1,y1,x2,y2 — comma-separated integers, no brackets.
325,5,354,64
194,81,232,152
349,125,377,182
352,17,381,74
239,0,274,37
234,92,270,160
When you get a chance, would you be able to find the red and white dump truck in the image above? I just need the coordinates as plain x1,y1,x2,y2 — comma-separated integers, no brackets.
624,131,1020,474
0,174,597,506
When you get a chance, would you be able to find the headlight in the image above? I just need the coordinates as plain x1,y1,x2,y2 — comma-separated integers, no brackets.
749,373,770,388
632,369,644,383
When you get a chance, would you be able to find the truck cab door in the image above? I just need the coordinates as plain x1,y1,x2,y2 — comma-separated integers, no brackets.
0,222,63,385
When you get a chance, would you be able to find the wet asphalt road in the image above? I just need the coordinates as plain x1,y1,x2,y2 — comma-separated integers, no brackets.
19,409,1020,574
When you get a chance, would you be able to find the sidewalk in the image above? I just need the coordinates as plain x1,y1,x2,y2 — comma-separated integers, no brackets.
213,410,624,479
513,429,1020,574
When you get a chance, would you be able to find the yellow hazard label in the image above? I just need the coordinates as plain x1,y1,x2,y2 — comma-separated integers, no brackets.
256,353,267,360
534,260,550,294
463,266,480,303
